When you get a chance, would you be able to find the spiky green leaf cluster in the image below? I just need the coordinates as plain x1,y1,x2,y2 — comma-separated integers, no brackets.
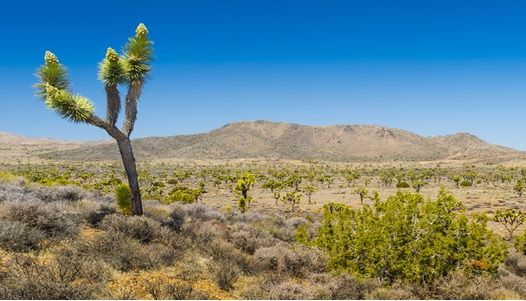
35,52,95,123
115,183,132,215
43,84,94,123
35,51,69,97
98,48,127,85
123,23,153,82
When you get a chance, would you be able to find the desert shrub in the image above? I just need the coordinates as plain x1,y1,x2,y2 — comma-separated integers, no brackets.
239,272,289,299
209,259,240,291
366,285,419,300
0,279,98,300
253,243,326,276
0,200,78,239
0,246,110,299
287,216,310,228
50,243,112,284
143,200,170,221
498,265,526,298
228,223,276,255
206,238,253,273
423,271,499,299
183,203,225,222
308,189,508,285
163,283,194,299
144,241,182,267
173,252,207,281
309,273,380,299
460,180,473,187
34,185,86,202
87,231,150,271
115,183,131,215
143,279,209,300
229,230,260,254
186,222,219,246
267,280,315,300
226,210,265,224
0,183,40,203
163,208,186,232
0,220,45,251
99,214,162,244
396,181,410,188
85,204,116,226
503,250,526,277
86,227,180,271
157,226,190,250
167,178,178,185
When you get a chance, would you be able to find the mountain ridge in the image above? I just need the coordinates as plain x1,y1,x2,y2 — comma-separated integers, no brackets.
34,120,524,163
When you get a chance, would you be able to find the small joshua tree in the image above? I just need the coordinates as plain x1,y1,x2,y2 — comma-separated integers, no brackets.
411,178,426,193
281,191,301,212
514,180,525,198
354,187,368,205
273,191,281,205
452,175,461,188
35,24,152,215
494,208,526,240
262,179,283,205
235,172,255,213
302,184,317,204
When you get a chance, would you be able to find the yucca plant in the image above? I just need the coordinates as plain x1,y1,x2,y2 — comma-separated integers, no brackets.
35,24,153,215
115,183,132,215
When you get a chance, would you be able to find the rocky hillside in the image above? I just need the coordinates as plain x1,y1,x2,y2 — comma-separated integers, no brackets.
40,120,524,163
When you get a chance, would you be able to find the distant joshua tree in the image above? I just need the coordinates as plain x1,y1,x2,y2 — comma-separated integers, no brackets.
35,24,153,215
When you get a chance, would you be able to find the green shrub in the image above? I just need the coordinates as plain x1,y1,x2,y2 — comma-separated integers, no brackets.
515,231,526,255
238,196,249,213
460,180,473,187
306,189,508,285
115,184,131,215
165,186,200,204
396,181,410,188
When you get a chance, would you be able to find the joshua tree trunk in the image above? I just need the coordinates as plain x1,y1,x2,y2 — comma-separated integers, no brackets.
117,138,143,215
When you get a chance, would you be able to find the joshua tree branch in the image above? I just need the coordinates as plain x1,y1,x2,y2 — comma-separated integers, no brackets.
88,114,125,141
122,81,142,137
105,84,121,125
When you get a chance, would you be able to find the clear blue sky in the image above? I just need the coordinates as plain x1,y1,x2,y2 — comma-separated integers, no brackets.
2,0,526,150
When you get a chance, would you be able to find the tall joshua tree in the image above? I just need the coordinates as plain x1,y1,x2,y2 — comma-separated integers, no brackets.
35,24,153,215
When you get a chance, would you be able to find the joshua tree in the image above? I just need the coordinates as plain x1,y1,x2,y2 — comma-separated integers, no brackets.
235,172,256,212
35,24,152,215
494,208,526,240
303,184,317,204
452,175,461,188
354,187,369,205
344,169,360,187
281,191,301,212
514,180,525,198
